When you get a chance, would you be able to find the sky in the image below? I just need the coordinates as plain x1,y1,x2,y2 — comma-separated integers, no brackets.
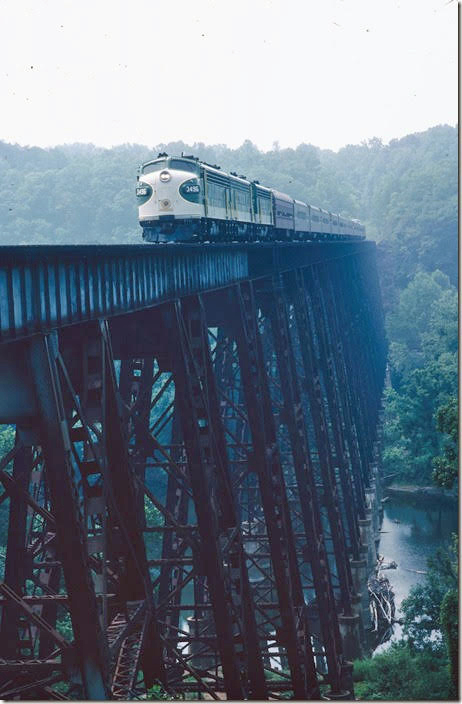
0,0,457,152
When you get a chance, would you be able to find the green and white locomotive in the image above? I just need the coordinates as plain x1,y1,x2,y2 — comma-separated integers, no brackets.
136,154,365,243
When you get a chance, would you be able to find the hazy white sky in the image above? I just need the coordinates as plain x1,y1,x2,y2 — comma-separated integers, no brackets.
0,0,457,152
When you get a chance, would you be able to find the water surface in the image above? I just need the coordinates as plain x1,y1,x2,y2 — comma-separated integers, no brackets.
375,496,458,651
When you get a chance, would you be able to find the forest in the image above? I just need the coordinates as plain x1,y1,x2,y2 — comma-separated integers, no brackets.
0,123,457,488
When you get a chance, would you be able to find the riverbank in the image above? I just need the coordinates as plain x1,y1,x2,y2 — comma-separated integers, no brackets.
355,493,458,700
383,484,457,506
374,494,458,653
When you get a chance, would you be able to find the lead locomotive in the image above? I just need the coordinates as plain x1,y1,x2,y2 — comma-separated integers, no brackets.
137,154,365,243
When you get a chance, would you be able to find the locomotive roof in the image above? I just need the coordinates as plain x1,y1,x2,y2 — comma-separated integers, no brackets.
202,162,251,185
271,189,293,202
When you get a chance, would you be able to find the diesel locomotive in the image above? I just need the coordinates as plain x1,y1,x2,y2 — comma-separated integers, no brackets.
136,154,366,243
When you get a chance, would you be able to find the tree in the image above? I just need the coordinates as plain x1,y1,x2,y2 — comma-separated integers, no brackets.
401,535,458,651
382,271,457,484
440,589,458,698
432,397,458,489
353,642,451,700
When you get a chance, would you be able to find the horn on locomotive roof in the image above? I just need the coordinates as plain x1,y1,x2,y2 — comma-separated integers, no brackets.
157,152,168,158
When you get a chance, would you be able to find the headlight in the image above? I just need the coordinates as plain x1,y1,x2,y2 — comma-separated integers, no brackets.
159,170,171,182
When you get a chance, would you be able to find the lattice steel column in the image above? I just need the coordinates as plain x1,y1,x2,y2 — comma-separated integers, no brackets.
257,275,349,694
168,295,267,700
27,332,110,700
0,439,32,658
304,267,362,561
329,260,374,487
229,280,320,700
288,272,354,618
313,264,368,522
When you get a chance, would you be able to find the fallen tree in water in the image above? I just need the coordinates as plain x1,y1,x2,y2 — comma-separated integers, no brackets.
368,561,397,648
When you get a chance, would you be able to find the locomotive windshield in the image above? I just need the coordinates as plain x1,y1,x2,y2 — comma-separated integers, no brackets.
141,158,198,175
141,160,166,175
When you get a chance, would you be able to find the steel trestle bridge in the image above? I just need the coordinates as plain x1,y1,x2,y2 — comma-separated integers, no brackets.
0,241,386,700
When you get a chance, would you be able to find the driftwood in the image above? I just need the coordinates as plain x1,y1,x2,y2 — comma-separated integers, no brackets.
368,555,397,649
381,560,398,570
368,573,395,631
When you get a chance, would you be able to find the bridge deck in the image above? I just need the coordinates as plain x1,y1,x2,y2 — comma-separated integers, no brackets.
0,241,371,343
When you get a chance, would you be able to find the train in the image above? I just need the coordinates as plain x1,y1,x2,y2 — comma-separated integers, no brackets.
136,153,366,243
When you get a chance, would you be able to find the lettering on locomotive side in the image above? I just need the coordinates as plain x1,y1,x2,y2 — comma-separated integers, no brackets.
136,182,153,205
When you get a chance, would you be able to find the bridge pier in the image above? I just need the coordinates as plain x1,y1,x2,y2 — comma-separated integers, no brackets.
350,557,370,636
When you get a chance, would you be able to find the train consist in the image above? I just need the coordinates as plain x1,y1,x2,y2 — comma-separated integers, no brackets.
136,154,366,243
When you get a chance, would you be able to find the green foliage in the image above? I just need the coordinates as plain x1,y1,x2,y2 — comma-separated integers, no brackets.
0,424,15,458
146,683,184,700
439,589,458,697
353,642,452,700
146,684,171,700
401,535,458,651
382,271,457,484
0,425,15,555
55,610,74,642
432,397,458,489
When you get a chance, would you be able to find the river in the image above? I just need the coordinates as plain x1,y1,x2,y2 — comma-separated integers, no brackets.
374,494,458,652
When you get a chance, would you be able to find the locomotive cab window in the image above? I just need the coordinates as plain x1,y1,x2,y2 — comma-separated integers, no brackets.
141,161,166,174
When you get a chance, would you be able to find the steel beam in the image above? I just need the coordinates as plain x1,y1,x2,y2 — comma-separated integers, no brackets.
289,272,354,617
260,275,350,692
168,295,267,699
303,267,362,560
0,437,31,658
27,333,109,699
230,280,320,700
